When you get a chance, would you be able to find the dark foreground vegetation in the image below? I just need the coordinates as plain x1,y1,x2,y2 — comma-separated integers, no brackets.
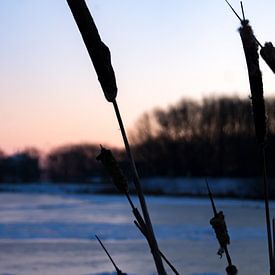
1,96,275,183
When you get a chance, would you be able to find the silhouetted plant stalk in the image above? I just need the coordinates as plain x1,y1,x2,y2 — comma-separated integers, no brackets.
224,1,274,273
66,1,166,274
97,146,179,275
225,0,275,74
134,220,180,275
239,17,273,275
226,2,274,274
95,235,127,275
206,180,237,275
273,219,275,269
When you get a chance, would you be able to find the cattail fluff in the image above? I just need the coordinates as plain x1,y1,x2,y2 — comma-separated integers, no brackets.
239,20,267,145
66,0,117,102
260,42,275,74
96,146,128,193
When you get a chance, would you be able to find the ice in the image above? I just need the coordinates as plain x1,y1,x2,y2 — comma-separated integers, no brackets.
0,191,273,274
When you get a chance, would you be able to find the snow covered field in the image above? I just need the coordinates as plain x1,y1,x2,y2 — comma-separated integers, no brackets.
0,192,273,274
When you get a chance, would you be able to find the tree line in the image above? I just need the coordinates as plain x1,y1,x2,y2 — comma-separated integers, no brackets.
131,96,275,177
1,96,275,183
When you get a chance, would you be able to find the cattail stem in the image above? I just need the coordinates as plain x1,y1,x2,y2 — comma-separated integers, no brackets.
224,246,232,266
98,145,176,274
240,1,245,21
95,235,126,274
134,221,180,275
112,99,166,275
273,218,275,258
126,192,179,274
224,247,238,275
262,146,274,275
125,192,135,210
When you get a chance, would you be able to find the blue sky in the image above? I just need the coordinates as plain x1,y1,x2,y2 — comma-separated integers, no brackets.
0,0,275,153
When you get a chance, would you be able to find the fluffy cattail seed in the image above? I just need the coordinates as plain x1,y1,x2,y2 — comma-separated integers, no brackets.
260,42,275,74
239,20,267,145
96,146,128,193
66,0,117,102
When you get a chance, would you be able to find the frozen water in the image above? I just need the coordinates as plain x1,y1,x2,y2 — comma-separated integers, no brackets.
0,191,273,274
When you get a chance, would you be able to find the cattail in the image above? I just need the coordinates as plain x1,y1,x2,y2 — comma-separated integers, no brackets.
66,0,117,102
207,181,231,258
239,20,267,145
96,146,128,194
210,211,230,258
67,1,167,272
226,264,238,275
206,180,237,274
260,42,275,74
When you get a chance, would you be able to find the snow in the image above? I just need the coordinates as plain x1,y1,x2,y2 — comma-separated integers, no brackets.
0,189,273,274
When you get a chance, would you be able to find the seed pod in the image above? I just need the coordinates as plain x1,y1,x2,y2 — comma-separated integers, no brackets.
239,20,267,144
66,0,117,102
210,211,230,258
260,42,275,74
226,264,238,275
96,146,128,193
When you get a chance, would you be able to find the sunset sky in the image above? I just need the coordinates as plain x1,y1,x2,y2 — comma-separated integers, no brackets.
1,0,275,154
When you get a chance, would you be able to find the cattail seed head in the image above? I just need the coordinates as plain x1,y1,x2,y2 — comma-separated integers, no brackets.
239,20,267,145
67,0,117,102
210,211,230,258
226,264,238,275
96,146,128,193
260,42,275,74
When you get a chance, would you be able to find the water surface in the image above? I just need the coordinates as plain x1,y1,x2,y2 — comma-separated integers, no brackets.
0,193,272,274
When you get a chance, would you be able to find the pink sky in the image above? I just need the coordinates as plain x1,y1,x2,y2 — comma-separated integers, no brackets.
1,0,275,154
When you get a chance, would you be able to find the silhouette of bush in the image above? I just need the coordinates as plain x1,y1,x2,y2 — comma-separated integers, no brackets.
0,148,41,182
46,144,100,182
